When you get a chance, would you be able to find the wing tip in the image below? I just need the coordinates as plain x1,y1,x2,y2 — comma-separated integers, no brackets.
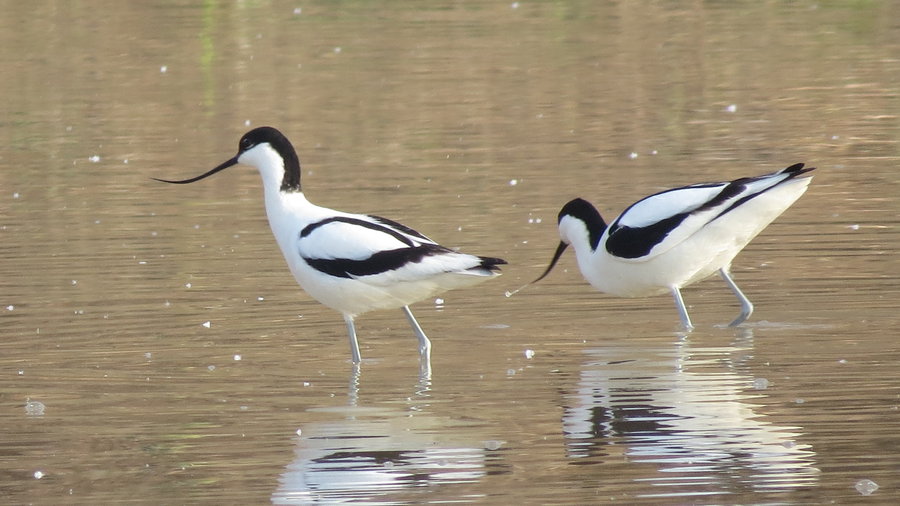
475,256,508,274
782,162,816,178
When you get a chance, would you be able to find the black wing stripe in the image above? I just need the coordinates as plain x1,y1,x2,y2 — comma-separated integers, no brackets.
370,215,433,242
304,244,452,279
300,216,417,247
605,214,689,259
713,164,813,220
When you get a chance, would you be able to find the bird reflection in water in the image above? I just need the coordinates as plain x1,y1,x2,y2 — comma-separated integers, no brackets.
560,329,820,496
273,371,506,504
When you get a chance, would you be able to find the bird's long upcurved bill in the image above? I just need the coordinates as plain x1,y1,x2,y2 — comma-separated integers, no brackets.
152,156,238,184
505,241,569,297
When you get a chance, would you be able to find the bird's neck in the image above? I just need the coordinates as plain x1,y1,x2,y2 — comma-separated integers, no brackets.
262,188,316,250
263,185,312,218
560,216,605,254
252,145,302,195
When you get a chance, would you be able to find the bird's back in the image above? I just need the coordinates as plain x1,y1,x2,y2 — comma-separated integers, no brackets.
586,166,814,296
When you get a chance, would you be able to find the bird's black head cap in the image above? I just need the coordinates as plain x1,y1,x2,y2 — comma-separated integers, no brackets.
239,126,302,192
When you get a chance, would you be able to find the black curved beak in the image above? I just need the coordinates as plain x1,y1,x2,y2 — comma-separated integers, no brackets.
152,156,238,184
530,241,569,284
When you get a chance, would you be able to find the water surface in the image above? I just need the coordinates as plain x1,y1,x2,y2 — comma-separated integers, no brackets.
2,1,899,504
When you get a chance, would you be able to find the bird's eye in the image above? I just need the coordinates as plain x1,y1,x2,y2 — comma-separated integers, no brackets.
240,138,253,150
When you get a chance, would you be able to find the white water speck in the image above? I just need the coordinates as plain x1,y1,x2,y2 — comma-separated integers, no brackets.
293,7,302,15
333,47,342,54
434,298,444,306
71,280,78,286
25,398,45,416
12,192,20,199
257,296,265,301
89,155,101,163
33,470,45,479
855,479,879,496
6,305,13,311
484,439,504,450
144,352,152,360
508,179,518,186
207,365,216,371
725,104,737,112
244,119,251,126
233,354,242,361
296,428,303,436
629,152,638,159
160,65,168,73
524,349,535,359
202,321,211,328
752,378,769,390
848,224,860,230
185,283,192,289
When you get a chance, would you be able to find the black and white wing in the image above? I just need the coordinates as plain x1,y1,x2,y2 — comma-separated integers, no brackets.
605,163,813,260
297,214,503,284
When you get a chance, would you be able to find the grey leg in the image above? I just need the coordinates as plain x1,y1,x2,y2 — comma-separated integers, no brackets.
719,267,753,327
343,313,362,363
670,286,694,331
348,362,361,406
401,305,432,379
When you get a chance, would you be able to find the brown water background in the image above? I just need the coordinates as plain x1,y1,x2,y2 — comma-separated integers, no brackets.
2,1,899,504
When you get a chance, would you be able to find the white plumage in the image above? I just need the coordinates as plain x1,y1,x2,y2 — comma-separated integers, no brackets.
529,163,815,329
155,127,505,369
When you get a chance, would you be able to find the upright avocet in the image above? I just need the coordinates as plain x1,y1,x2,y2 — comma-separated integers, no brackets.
526,163,815,329
154,126,506,369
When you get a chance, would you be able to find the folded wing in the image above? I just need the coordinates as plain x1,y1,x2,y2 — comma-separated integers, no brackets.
605,164,811,260
297,214,502,285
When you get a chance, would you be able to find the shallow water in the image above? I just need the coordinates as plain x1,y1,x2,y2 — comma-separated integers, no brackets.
2,1,900,504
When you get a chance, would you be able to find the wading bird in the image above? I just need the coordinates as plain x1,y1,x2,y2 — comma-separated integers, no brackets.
524,163,815,329
155,127,506,372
